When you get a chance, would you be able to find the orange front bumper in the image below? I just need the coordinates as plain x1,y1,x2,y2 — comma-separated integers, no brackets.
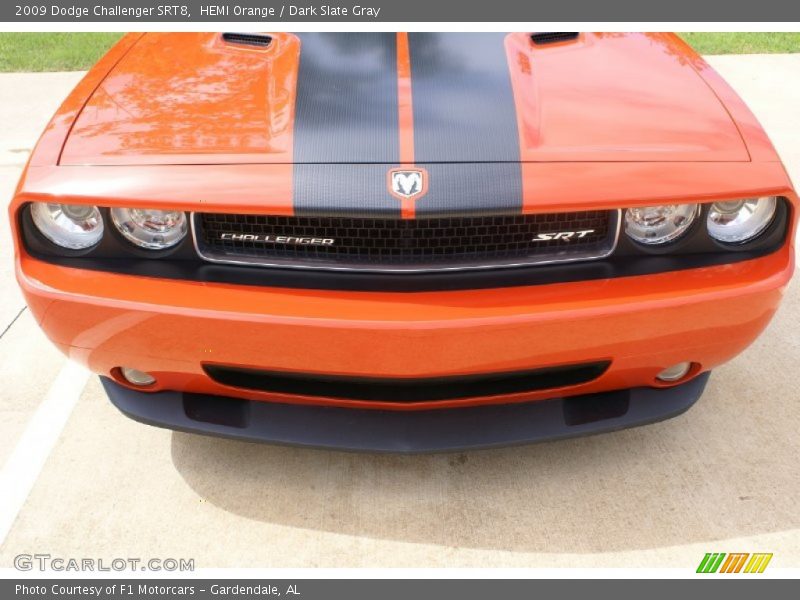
16,241,795,411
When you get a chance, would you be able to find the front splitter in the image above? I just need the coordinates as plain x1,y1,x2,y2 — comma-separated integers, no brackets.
101,373,710,453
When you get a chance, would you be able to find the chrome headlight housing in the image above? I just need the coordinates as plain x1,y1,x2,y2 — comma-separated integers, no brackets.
706,197,777,244
624,204,699,245
110,208,188,250
30,202,104,250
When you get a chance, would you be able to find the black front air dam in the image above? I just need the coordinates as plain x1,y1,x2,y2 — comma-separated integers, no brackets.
100,373,709,453
100,373,710,453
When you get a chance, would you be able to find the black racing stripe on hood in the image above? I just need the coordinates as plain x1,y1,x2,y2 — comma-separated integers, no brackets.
409,33,523,216
293,33,400,217
293,164,404,217
413,163,524,217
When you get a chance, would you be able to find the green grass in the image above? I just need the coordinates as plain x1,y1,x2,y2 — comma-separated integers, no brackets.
0,32,798,72
680,32,800,54
0,33,123,72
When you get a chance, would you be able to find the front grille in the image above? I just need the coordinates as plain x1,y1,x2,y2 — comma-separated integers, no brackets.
193,210,619,272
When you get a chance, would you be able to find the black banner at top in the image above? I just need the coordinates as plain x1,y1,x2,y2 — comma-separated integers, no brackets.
3,0,800,22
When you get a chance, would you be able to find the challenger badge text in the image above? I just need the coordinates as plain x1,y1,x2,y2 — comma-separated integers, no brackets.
219,233,335,246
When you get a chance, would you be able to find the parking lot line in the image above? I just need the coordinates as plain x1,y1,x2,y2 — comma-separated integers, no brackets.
0,307,26,341
0,359,89,546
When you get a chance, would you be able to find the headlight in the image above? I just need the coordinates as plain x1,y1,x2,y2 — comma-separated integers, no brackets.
706,197,776,244
110,208,188,250
624,204,699,245
30,202,104,250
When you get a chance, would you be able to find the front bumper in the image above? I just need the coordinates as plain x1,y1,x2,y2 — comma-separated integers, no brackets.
18,245,792,412
101,372,711,452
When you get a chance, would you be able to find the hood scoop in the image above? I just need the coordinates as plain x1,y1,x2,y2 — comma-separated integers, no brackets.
222,32,273,48
530,32,579,45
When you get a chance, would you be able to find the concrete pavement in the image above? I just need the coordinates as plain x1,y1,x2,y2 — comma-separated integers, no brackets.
0,55,798,570
709,54,800,186
0,72,84,467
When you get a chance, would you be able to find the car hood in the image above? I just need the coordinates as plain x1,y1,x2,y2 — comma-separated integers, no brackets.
59,32,750,167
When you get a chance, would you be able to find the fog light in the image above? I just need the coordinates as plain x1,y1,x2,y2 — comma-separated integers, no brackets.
120,367,156,387
656,362,691,382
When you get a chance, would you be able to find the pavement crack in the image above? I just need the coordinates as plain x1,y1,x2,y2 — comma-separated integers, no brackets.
0,306,27,340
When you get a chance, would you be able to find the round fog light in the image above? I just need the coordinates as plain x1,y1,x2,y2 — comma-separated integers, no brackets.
120,367,156,387
656,362,692,383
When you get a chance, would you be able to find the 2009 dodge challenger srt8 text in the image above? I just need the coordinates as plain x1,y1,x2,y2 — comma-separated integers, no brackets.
9,32,797,452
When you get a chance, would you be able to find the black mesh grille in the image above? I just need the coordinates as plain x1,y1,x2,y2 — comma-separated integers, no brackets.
530,32,580,45
195,211,616,271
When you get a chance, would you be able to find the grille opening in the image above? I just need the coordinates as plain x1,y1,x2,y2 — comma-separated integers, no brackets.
203,361,611,403
222,33,273,48
530,32,580,45
194,210,618,272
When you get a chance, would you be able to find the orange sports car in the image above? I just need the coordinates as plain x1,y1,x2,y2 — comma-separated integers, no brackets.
10,32,797,451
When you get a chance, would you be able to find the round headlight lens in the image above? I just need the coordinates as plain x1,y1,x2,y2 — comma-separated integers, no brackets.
624,204,699,245
31,202,104,250
707,197,776,244
110,208,188,250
